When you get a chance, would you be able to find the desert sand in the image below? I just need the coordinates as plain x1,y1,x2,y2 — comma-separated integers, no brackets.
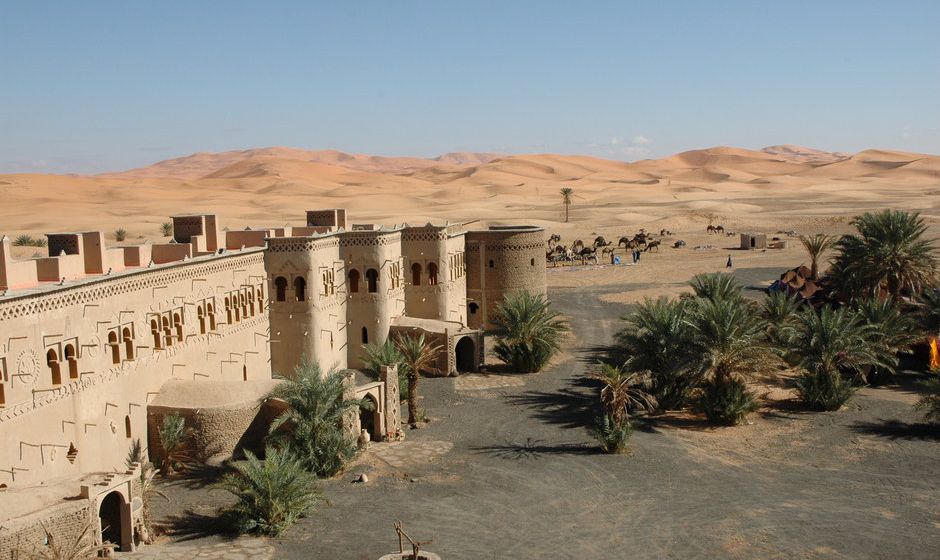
3,144,939,298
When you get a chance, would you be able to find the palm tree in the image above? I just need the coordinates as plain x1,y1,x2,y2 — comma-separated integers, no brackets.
798,233,837,280
915,376,940,422
394,333,443,427
492,290,569,373
782,306,882,410
829,210,938,300
560,187,573,223
685,297,775,424
268,357,361,477
362,339,409,401
760,290,803,346
157,413,192,476
586,363,657,424
217,446,321,536
853,297,919,383
615,297,695,409
688,272,743,302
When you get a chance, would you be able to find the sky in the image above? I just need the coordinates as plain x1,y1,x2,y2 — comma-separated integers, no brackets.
1,1,938,174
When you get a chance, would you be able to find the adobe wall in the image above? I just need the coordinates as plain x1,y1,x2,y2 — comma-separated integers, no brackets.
0,249,270,489
340,230,406,368
465,226,546,329
401,225,468,325
266,236,347,377
0,500,92,560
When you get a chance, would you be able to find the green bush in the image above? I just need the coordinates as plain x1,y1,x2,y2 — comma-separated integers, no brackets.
793,369,857,411
160,222,173,237
114,228,127,242
157,413,192,476
12,234,46,247
268,358,359,477
696,377,758,425
362,339,409,401
492,290,568,373
592,414,633,454
217,447,321,536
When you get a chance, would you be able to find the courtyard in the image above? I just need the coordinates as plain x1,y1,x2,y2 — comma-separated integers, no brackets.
141,277,940,559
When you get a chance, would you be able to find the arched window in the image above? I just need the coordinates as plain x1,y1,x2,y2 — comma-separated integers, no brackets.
274,276,287,302
122,327,134,360
173,313,183,342
256,288,264,312
488,259,495,268
234,295,241,322
207,303,216,330
224,296,233,324
242,365,248,381
125,415,132,438
108,331,120,364
248,292,255,317
366,269,378,293
411,263,422,286
151,319,161,349
469,302,479,315
531,258,536,266
64,344,78,380
162,316,173,347
0,383,5,406
349,269,360,293
428,262,439,285
47,349,61,386
361,327,369,344
294,276,306,302
197,307,206,334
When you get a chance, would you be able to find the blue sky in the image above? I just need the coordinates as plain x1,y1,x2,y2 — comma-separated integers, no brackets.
1,1,938,174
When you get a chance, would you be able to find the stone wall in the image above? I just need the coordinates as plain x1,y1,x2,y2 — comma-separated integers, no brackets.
0,500,92,560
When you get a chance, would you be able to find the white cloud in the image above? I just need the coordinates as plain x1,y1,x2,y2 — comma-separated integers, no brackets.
631,135,651,146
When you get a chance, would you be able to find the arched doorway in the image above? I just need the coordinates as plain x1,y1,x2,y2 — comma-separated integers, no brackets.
99,491,125,550
455,337,476,373
359,394,381,441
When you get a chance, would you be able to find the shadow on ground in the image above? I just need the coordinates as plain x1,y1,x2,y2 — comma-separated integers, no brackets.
851,419,940,441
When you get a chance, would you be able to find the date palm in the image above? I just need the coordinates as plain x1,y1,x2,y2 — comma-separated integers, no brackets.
492,290,568,373
615,297,695,409
560,187,573,223
268,357,361,477
798,233,837,280
782,306,882,410
585,362,657,424
395,333,443,427
853,297,919,382
829,210,938,300
688,272,743,302
362,339,409,401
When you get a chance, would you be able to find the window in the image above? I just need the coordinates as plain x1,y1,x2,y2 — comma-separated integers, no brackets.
349,269,360,293
162,316,173,346
531,258,536,266
225,296,233,324
47,349,61,386
411,263,422,286
389,262,401,289
469,302,479,315
125,416,132,438
108,331,120,364
428,262,439,285
243,365,248,381
122,327,134,360
275,276,287,302
64,344,78,380
321,269,334,297
361,327,369,344
173,313,183,342
366,269,378,293
488,259,495,268
151,319,161,349
197,306,206,334
207,302,217,330
294,276,306,301
248,292,255,317
256,288,264,312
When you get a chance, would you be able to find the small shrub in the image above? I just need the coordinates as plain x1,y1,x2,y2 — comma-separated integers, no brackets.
126,439,161,544
160,222,173,237
217,447,321,536
592,414,633,454
16,515,104,559
114,228,127,242
362,339,409,401
696,378,758,425
793,370,857,411
915,376,940,422
12,234,33,246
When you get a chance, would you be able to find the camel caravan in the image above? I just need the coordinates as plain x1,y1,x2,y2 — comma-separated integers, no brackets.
545,228,674,267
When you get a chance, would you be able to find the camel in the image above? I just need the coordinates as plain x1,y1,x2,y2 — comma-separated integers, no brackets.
601,246,615,256
645,240,662,252
571,239,585,253
707,225,725,234
633,233,648,248
547,233,561,248
578,246,597,264
618,236,633,249
673,240,687,248
593,236,612,248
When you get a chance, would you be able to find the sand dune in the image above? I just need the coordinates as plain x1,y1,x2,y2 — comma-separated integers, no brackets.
3,145,940,253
